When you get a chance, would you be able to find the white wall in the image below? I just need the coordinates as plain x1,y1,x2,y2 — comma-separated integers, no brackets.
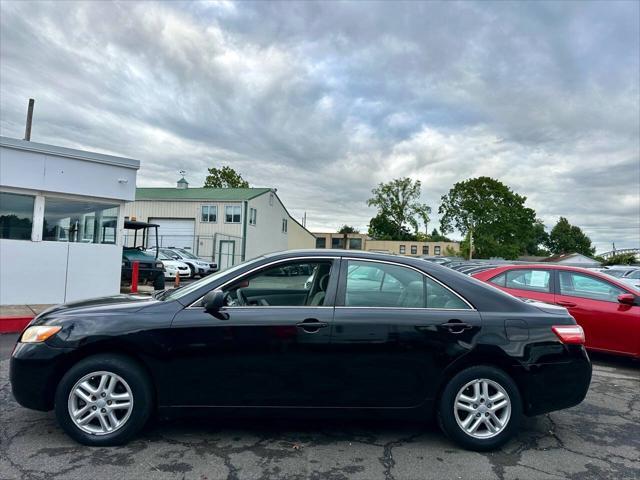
0,239,122,304
245,193,289,260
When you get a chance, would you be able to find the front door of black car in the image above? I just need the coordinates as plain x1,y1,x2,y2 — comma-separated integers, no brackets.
169,258,337,407
330,258,481,408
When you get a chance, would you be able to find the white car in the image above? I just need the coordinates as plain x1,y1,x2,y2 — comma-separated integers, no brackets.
619,269,640,291
157,247,217,278
157,251,191,280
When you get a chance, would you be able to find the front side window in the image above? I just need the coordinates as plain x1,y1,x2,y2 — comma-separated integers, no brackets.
316,237,326,248
493,269,551,293
201,205,217,223
43,197,119,244
559,271,626,302
222,260,333,307
411,245,417,255
249,208,257,226
225,205,241,223
399,245,406,254
0,192,34,240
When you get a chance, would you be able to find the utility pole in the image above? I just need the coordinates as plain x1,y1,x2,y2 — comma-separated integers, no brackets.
24,98,35,141
468,227,473,260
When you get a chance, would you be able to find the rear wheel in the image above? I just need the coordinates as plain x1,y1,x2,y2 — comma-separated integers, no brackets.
438,365,522,451
54,355,153,446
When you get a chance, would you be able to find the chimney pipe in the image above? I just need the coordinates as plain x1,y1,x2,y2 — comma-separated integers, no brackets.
24,98,35,141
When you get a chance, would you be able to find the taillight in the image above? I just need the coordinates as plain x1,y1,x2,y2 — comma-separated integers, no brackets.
552,325,585,345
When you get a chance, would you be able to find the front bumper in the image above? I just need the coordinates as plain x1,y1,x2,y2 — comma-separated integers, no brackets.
10,341,74,411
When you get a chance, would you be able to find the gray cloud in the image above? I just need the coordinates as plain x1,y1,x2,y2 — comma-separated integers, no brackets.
1,0,638,252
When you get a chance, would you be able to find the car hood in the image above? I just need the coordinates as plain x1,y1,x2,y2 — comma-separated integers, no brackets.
33,294,157,323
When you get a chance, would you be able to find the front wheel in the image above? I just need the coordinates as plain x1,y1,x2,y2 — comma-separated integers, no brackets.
54,354,153,446
438,366,522,451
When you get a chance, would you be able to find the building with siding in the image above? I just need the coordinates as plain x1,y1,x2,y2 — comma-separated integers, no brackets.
122,179,315,269
312,232,459,257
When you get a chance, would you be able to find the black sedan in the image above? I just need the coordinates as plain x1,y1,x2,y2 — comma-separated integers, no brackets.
10,250,592,451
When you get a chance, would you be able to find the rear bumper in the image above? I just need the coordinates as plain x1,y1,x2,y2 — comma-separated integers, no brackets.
516,348,592,416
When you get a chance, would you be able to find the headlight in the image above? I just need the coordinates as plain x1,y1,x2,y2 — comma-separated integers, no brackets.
155,262,164,269
21,325,62,343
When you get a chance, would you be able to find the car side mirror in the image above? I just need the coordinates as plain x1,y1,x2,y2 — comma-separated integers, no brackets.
617,293,636,306
203,290,225,313
172,255,180,260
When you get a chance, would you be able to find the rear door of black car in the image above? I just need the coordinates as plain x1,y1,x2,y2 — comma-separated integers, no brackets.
330,257,481,408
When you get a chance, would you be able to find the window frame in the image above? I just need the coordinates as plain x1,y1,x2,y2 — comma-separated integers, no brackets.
316,237,327,248
282,218,288,233
399,245,406,254
410,245,417,255
187,256,340,309
249,207,257,226
335,257,474,310
224,205,242,224
201,205,218,223
422,245,429,255
0,191,35,241
434,246,441,255
490,268,554,294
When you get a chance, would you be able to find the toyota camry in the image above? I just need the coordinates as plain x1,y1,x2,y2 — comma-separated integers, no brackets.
10,250,592,451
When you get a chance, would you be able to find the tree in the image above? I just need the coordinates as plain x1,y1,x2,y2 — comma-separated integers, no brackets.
546,217,595,256
428,228,453,243
598,253,638,266
337,225,359,234
203,166,249,188
366,178,431,239
367,213,415,240
438,177,540,259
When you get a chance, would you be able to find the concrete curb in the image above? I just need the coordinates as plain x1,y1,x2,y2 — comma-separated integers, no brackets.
0,317,33,334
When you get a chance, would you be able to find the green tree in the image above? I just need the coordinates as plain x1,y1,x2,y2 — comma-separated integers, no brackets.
599,253,638,266
428,228,453,242
546,217,595,256
203,166,249,188
366,178,431,239
337,225,359,234
438,177,540,259
367,213,415,240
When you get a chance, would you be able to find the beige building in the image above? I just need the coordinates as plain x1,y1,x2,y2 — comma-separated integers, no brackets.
123,178,315,269
312,232,459,257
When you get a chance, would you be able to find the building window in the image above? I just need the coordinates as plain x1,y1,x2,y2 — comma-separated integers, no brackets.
434,246,441,255
411,245,417,255
201,205,217,223
269,193,274,206
282,218,288,233
331,237,345,249
316,237,326,248
225,205,241,223
249,208,257,226
399,245,406,254
422,245,429,255
0,192,34,240
42,197,119,244
348,238,362,250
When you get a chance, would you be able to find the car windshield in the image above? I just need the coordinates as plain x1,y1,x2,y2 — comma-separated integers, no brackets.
157,251,172,261
625,270,640,279
159,256,265,301
176,249,199,260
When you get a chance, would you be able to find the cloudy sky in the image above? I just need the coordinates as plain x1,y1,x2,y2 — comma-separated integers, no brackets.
1,1,638,251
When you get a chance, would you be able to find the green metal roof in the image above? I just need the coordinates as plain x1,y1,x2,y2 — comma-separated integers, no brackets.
135,187,271,201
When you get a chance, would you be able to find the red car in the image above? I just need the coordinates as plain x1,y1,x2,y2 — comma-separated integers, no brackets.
472,265,640,359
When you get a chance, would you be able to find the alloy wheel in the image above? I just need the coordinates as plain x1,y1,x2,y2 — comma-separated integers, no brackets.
67,371,134,435
453,378,511,439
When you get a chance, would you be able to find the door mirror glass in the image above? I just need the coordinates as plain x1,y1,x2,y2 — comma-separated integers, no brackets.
203,290,225,313
617,293,636,306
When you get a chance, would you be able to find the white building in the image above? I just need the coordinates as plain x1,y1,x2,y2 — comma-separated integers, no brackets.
122,179,315,269
0,136,139,305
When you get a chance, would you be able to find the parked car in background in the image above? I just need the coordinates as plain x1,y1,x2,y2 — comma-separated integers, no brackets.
157,251,190,280
11,250,591,451
155,247,217,278
121,220,165,290
473,265,640,359
619,269,640,291
599,266,639,278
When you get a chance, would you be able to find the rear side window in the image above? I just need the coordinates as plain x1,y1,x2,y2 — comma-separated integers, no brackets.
492,269,551,293
426,277,470,309
559,272,626,303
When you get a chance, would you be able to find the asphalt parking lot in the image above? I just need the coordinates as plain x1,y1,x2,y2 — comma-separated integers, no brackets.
1,333,638,480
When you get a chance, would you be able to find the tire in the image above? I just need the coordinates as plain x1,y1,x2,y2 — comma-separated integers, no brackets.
438,365,522,451
54,354,153,446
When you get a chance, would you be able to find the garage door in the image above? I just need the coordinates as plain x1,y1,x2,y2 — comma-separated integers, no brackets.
148,218,195,251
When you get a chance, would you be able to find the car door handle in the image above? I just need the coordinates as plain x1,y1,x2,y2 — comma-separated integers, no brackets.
556,300,577,308
296,319,328,333
439,320,473,333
